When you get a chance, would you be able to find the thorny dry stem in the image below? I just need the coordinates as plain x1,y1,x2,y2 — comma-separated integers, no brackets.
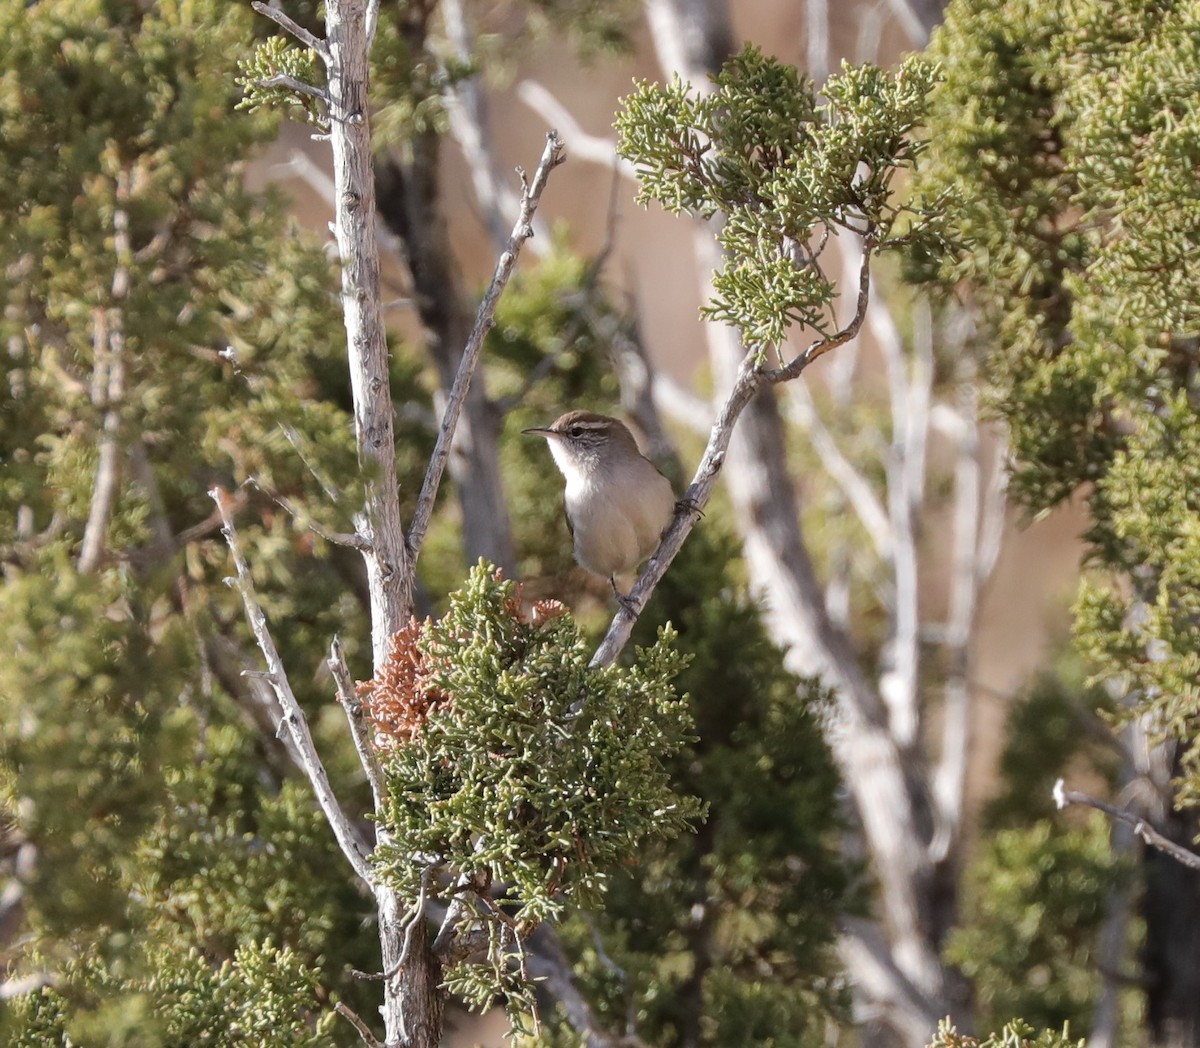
211,487,376,886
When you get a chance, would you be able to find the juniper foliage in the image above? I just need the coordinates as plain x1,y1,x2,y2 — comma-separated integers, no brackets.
370,564,702,1017
615,45,946,350
0,1,388,1040
915,0,1200,783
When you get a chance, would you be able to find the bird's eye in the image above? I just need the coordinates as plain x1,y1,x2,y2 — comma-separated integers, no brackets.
567,425,582,438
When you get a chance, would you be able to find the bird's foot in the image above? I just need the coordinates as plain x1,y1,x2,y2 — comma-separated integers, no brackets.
675,494,704,519
610,576,639,614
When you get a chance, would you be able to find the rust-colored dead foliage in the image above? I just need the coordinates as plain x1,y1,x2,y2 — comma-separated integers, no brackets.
356,617,448,748
500,569,568,628
356,579,568,747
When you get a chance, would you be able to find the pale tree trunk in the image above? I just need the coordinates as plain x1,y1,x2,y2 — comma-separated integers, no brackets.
374,149,516,575
324,0,414,656
238,8,571,1041
322,4,440,1044
639,1,993,1042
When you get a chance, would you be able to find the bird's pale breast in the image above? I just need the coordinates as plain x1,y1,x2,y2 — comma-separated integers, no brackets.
564,461,673,577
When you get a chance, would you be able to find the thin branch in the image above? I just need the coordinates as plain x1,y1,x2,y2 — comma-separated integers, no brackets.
855,0,888,63
651,373,712,435
79,181,131,574
279,423,344,506
929,382,981,862
760,229,875,383
1089,780,1138,1048
516,81,638,180
526,924,622,1047
364,0,381,51
975,429,1009,583
406,130,567,563
172,492,247,549
881,0,942,47
837,916,940,1047
396,866,433,977
591,233,877,670
250,1,331,61
255,73,331,106
804,241,863,629
902,296,934,516
591,356,761,669
1054,779,1200,872
875,250,926,749
354,866,436,981
335,1002,384,1048
495,228,617,417
329,635,385,810
212,487,376,886
806,0,830,87
443,0,542,254
250,479,369,550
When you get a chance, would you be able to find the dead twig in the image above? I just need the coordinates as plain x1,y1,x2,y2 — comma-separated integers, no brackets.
406,131,567,564
251,1,330,61
212,487,376,886
1054,779,1200,872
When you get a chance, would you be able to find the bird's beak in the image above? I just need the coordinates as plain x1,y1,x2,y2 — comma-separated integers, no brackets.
521,427,556,438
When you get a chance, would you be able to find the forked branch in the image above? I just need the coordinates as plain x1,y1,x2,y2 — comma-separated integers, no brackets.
212,487,375,886
406,130,567,564
591,230,878,669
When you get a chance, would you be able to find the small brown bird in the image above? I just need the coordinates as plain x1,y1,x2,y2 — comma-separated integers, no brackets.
522,411,675,598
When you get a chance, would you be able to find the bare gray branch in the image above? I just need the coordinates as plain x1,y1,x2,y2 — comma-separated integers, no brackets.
250,1,330,61
1055,779,1200,872
406,130,567,564
255,73,331,106
212,487,376,886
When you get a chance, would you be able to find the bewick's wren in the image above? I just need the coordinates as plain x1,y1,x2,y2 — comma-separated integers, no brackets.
523,411,675,598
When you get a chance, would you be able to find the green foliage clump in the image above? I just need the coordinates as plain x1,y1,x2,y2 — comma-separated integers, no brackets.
945,818,1131,1037
1073,393,1200,805
917,0,1200,796
236,34,325,127
3,942,334,1048
373,563,702,1014
0,2,388,1041
928,1018,1084,1048
616,45,945,349
531,528,852,1046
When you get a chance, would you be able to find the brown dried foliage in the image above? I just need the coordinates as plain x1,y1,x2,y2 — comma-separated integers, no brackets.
356,578,568,747
356,617,448,748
